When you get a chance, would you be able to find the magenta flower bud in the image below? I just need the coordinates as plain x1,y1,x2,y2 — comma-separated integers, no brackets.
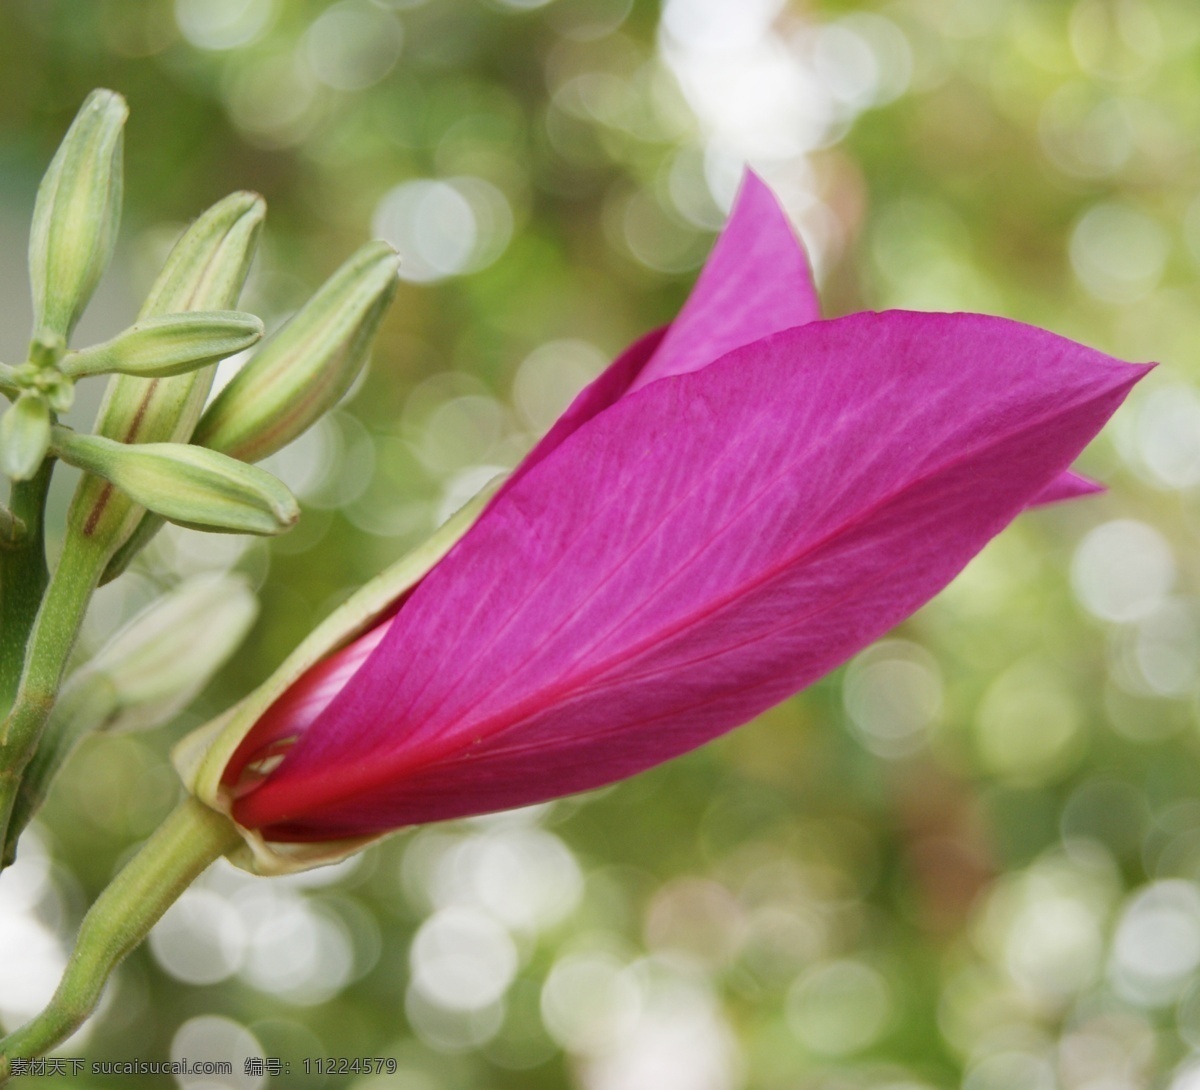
177,172,1148,874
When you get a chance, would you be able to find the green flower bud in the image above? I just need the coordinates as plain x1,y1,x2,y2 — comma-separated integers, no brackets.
77,574,258,734
139,191,266,318
28,89,127,341
68,192,266,554
55,430,299,536
0,394,52,481
194,240,399,462
62,311,264,380
92,192,266,448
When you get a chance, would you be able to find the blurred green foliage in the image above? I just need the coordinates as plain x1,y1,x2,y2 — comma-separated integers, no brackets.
3,0,1200,1087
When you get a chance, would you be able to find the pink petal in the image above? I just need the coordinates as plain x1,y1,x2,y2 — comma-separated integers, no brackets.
503,172,819,494
503,327,666,494
626,170,820,393
229,312,1148,839
1028,469,1105,507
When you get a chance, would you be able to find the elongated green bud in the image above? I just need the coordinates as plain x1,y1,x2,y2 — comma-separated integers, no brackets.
55,431,298,536
1,576,256,854
139,192,266,318
69,192,266,554
91,199,266,585
29,89,127,341
81,574,258,734
92,192,266,446
62,312,264,379
194,241,399,462
0,395,51,481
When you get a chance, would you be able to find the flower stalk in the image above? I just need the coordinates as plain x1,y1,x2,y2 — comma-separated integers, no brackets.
0,533,108,852
3,575,256,862
2,672,116,865
0,797,239,1083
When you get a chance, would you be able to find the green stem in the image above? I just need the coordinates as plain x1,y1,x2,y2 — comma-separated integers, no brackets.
0,534,107,861
0,505,25,547
0,798,239,1082
2,673,117,866
0,463,53,717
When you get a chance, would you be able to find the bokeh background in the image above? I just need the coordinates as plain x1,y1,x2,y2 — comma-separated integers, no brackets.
1,0,1198,1087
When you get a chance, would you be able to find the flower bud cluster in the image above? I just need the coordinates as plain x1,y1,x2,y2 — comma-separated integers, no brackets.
0,89,400,558
0,89,401,868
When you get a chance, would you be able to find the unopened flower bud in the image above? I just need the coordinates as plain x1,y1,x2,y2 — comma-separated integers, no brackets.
3,574,258,849
79,574,258,734
92,192,266,447
139,191,266,318
28,89,127,341
0,394,52,481
56,430,299,536
194,241,399,462
63,312,264,380
69,192,266,554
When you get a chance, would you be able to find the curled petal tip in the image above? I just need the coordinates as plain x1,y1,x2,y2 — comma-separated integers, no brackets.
1029,470,1106,509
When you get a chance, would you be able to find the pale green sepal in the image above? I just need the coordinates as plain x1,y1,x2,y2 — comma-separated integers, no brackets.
54,430,299,536
193,241,400,462
29,90,127,340
0,395,52,481
172,476,502,876
62,312,264,380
